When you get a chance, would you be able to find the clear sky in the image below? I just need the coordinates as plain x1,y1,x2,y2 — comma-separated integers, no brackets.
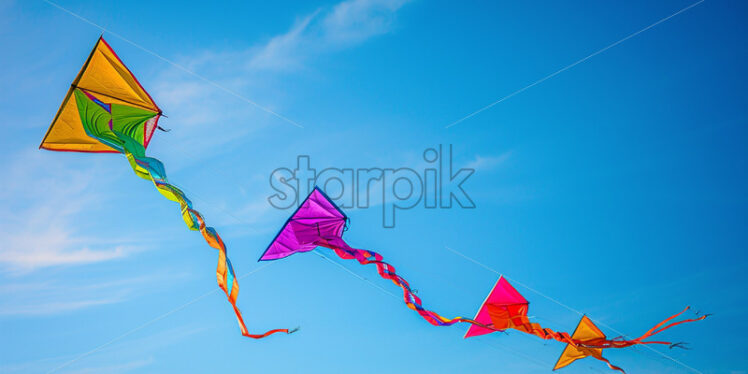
1,0,746,373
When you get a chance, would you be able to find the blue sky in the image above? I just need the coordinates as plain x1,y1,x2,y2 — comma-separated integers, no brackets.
1,0,746,373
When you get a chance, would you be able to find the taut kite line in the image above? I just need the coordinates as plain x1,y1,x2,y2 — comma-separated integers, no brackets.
40,37,294,339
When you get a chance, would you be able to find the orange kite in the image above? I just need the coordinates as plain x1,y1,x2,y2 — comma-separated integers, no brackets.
465,277,707,372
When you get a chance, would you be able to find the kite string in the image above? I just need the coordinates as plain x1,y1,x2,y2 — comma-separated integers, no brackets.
319,240,497,330
312,250,400,299
319,239,706,354
157,192,559,371
125,145,294,339
580,307,708,349
150,193,609,373
315,243,626,373
42,0,304,129
43,0,703,368
312,250,578,372
286,243,620,372
482,339,556,369
442,245,705,374
444,0,705,128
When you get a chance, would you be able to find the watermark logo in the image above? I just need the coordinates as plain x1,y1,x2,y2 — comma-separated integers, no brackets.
269,145,475,227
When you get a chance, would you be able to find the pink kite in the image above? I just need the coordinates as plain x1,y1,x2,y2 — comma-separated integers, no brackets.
464,276,529,338
465,276,576,343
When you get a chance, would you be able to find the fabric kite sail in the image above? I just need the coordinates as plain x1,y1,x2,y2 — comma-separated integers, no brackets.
40,37,294,339
259,186,495,329
552,308,707,372
464,277,574,342
466,278,707,372
554,316,623,372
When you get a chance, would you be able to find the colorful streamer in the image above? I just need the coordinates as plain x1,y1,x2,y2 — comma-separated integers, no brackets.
40,37,293,339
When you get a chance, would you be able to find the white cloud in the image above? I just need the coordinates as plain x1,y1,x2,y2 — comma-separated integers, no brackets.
148,0,411,160
248,0,410,70
0,275,171,316
322,0,410,44
0,297,123,316
248,12,318,71
0,243,131,271
2,0,414,272
464,151,512,171
0,150,143,273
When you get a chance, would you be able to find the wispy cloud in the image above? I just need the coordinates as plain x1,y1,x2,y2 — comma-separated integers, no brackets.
247,12,319,71
0,150,144,273
323,0,410,43
249,0,410,70
0,240,134,272
0,274,174,316
0,297,123,317
0,0,413,272
149,0,411,159
464,151,512,171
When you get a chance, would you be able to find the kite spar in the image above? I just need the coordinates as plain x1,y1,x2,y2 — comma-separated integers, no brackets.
40,37,294,339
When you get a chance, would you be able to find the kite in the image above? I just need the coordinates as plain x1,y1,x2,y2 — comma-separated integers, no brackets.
259,186,495,329
465,276,573,343
552,308,707,372
465,277,707,372
39,37,294,339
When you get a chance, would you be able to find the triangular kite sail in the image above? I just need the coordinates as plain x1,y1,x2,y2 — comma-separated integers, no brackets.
553,308,708,372
554,316,622,372
464,277,575,343
464,276,528,338
466,278,706,372
40,37,161,153
40,37,294,339
261,187,347,261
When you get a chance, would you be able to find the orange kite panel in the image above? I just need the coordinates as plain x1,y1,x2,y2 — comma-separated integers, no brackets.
554,316,605,370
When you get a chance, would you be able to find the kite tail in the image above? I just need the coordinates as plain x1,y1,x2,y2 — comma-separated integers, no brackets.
590,352,625,373
122,146,293,339
534,328,575,344
319,239,495,331
190,209,294,339
579,307,707,349
515,322,575,345
484,304,576,344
